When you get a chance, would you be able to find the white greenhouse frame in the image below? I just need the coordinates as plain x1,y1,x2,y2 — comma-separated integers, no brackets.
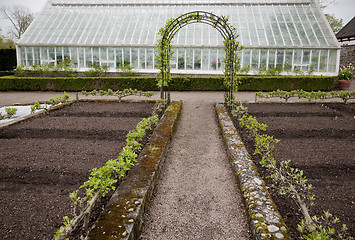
17,0,341,76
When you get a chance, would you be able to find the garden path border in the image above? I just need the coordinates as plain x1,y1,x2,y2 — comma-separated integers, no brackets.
215,103,290,240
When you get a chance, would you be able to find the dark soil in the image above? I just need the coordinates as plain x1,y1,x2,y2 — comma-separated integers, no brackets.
232,103,355,239
0,101,154,240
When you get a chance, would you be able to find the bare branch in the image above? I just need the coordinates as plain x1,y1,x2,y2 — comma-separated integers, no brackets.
1,5,34,40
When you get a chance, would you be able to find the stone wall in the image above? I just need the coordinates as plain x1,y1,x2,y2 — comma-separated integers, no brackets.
340,44,355,67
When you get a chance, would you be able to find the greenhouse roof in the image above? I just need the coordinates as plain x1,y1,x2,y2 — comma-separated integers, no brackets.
18,0,339,49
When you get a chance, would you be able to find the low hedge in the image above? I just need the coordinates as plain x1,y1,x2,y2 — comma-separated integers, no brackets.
0,75,335,91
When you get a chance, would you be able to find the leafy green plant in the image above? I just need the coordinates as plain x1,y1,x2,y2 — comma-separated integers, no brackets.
226,98,352,239
83,64,109,77
0,107,17,120
30,92,70,114
82,88,153,101
118,63,136,76
265,66,283,76
298,211,353,240
53,101,162,240
238,65,251,74
255,90,355,104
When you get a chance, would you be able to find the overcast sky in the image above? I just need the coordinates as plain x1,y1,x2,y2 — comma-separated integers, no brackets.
0,0,354,38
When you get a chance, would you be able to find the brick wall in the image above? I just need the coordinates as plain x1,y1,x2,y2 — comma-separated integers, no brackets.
340,44,355,68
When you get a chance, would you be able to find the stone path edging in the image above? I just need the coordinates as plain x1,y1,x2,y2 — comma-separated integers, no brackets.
215,103,290,240
87,101,182,240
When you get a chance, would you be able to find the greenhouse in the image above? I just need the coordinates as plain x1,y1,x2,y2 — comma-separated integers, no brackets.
17,0,340,76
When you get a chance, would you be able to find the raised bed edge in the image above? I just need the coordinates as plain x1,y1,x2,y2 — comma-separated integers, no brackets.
215,103,290,240
87,101,182,240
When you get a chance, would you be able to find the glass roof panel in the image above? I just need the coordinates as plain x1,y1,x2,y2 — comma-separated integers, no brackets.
19,0,338,50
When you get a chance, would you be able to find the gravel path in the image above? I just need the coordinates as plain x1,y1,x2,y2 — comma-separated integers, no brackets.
138,99,252,240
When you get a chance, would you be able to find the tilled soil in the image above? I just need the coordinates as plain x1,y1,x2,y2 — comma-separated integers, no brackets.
0,101,154,240
234,103,355,238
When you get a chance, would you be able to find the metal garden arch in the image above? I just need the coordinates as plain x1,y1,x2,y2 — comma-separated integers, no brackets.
157,11,241,103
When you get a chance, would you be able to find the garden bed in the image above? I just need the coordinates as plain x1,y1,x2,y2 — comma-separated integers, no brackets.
0,101,155,239
232,103,355,238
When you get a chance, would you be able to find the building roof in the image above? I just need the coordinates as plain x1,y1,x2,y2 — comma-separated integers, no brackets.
336,17,355,42
18,0,339,49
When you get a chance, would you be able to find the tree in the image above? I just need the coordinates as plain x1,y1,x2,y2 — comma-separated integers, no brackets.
0,29,15,49
325,13,344,34
1,5,34,40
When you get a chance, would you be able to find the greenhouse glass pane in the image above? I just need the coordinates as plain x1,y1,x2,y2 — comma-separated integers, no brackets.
34,47,40,65
170,50,177,70
328,50,336,73
86,47,92,67
254,6,267,46
285,50,293,67
319,50,328,72
290,6,310,46
260,6,275,46
296,6,317,46
116,48,123,68
282,6,300,46
27,48,33,66
260,49,268,68
71,48,78,66
146,49,153,69
194,23,202,46
123,48,130,65
186,48,193,70
20,47,26,65
294,49,302,66
243,49,251,67
41,47,48,62
186,25,194,46
178,49,185,70
210,49,218,70
303,50,310,65
56,47,63,63
268,9,283,46
249,7,259,46
194,49,201,70
63,47,70,61
49,47,55,61
268,49,276,68
275,6,292,46
304,6,326,45
79,48,84,68
251,49,259,71
100,47,107,62
131,48,138,69
202,49,209,70
276,49,284,67
218,49,225,70
108,48,115,61
310,49,319,72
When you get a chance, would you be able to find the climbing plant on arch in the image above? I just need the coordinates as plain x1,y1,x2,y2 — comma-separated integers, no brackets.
156,11,243,102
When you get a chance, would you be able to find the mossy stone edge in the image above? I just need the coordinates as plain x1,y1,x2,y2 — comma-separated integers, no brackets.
215,103,290,240
87,101,182,240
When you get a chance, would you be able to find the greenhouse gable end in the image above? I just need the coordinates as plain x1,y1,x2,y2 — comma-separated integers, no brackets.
17,0,340,76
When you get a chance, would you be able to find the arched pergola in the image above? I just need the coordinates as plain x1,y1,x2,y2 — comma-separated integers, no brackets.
156,11,241,103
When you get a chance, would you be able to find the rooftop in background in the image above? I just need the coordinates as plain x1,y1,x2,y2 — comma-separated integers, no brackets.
336,17,355,43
